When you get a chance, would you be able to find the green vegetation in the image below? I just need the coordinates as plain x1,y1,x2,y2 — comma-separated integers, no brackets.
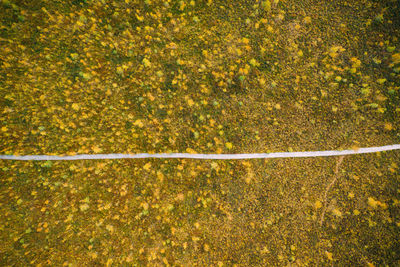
1,0,399,265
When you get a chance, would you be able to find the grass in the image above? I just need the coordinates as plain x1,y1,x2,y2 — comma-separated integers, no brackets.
1,0,400,265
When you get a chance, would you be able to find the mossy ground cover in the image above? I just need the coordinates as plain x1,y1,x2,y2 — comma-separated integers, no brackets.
1,0,400,265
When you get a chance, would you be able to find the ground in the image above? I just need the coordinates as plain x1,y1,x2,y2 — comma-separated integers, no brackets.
0,0,400,266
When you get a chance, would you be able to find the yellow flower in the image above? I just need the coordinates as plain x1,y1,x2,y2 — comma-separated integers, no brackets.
71,103,80,111
187,98,194,107
377,78,386,84
249,58,259,67
142,58,151,67
392,53,400,64
106,225,114,232
92,146,102,153
143,162,151,171
325,251,333,261
134,120,144,128
331,208,342,217
303,16,311,24
186,148,197,154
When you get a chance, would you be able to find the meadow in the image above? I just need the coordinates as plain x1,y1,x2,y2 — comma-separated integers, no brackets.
1,0,399,265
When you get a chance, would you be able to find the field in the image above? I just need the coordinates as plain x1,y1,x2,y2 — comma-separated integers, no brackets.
1,0,400,265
